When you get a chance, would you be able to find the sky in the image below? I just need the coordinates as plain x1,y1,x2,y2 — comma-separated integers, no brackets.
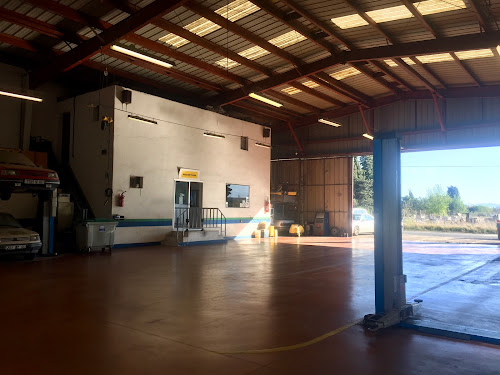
401,146,500,205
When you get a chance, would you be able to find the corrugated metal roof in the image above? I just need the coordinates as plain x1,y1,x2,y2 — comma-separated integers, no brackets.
0,0,499,132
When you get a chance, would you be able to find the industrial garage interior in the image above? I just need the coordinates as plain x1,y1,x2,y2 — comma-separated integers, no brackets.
1,0,500,374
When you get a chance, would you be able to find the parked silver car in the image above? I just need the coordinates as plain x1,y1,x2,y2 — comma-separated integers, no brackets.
353,213,374,236
0,213,41,260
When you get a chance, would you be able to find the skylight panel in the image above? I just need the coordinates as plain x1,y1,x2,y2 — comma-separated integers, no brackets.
331,0,465,30
215,58,240,69
366,5,413,23
159,34,190,48
384,59,398,67
302,80,320,88
415,53,454,63
159,0,259,48
330,67,361,80
402,57,416,65
331,14,369,29
214,0,260,22
237,31,306,61
455,49,494,60
282,87,302,95
269,30,307,49
239,45,269,60
414,0,466,16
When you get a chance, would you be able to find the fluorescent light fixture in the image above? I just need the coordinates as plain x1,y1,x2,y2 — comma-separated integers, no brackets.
319,119,341,127
160,0,259,47
282,87,302,95
110,44,174,68
255,142,271,148
249,93,283,107
0,90,42,102
455,48,494,60
203,132,225,139
363,133,374,140
128,115,157,125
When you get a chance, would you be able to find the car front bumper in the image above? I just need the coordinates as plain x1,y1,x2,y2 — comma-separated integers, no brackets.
0,242,42,255
0,179,59,193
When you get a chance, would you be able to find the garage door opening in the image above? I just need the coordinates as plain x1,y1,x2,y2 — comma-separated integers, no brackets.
400,146,500,341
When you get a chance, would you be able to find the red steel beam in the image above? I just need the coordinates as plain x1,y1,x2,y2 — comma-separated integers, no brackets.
432,93,446,132
287,121,304,154
30,0,188,88
290,81,346,107
210,30,500,107
358,105,372,134
184,0,302,67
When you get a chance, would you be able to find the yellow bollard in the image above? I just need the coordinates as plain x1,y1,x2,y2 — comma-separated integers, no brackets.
269,225,275,237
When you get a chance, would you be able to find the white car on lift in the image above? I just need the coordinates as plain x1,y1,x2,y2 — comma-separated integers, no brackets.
0,213,42,260
352,212,374,236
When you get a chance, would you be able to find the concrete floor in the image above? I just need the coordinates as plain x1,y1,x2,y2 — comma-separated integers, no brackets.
1,237,500,374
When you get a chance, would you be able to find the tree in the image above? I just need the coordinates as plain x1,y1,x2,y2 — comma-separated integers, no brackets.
402,190,424,217
447,186,460,199
469,205,493,216
446,186,467,214
353,156,373,211
449,196,467,215
424,185,451,216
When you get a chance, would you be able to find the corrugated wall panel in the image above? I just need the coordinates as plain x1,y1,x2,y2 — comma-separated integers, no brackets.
446,98,483,126
375,100,415,132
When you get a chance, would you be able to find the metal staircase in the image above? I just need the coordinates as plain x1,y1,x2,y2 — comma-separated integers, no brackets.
174,208,227,245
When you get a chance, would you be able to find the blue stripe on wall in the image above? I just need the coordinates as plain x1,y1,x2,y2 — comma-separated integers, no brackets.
116,218,270,227
117,219,172,227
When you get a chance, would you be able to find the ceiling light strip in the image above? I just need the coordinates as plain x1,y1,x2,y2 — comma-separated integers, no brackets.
255,142,271,148
111,45,174,68
0,90,43,102
319,119,341,127
249,93,283,107
128,115,157,125
363,133,374,140
203,132,225,139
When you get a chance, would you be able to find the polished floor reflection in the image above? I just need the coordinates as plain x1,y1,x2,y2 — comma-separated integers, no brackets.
1,238,499,374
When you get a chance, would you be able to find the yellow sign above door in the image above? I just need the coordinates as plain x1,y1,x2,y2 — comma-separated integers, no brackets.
179,168,200,180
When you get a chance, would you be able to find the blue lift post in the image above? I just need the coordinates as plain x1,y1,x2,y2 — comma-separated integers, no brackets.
364,136,421,331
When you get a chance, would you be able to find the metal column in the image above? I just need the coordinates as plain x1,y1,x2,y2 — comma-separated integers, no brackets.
374,137,404,314
364,136,421,330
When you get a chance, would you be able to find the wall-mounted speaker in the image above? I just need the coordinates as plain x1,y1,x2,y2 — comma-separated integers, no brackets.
122,90,132,105
263,127,271,138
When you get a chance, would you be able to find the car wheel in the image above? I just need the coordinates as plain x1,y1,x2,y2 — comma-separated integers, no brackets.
23,253,36,260
0,191,12,200
353,226,359,236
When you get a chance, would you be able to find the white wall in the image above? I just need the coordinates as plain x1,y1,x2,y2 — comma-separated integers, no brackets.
111,87,270,245
58,87,115,218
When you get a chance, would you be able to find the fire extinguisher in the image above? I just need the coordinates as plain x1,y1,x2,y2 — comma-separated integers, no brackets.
118,191,126,207
264,197,270,213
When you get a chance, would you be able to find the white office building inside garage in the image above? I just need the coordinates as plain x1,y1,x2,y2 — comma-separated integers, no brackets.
1,0,500,374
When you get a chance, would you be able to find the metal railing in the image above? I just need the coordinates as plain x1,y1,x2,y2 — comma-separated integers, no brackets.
175,208,226,243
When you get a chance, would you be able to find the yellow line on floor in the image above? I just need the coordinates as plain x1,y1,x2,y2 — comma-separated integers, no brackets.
218,319,363,354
